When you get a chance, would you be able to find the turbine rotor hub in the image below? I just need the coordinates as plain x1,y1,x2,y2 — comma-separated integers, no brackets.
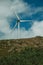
17,20,20,22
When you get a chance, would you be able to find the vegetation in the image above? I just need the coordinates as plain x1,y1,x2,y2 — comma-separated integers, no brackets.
0,36,43,65
0,47,43,65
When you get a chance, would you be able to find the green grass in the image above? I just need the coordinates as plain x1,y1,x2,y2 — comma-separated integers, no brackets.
0,47,43,65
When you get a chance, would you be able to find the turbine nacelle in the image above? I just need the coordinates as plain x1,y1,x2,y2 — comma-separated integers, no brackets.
17,20,20,23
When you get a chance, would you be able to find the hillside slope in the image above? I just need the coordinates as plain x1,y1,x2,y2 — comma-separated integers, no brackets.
0,36,43,55
0,36,43,65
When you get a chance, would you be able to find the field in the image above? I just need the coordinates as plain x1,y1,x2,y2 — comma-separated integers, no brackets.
0,36,43,65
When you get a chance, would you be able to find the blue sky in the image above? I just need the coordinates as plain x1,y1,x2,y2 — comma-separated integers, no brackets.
24,0,43,7
0,0,43,39
8,0,43,30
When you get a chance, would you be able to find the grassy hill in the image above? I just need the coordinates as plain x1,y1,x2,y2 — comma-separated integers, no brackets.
0,36,43,65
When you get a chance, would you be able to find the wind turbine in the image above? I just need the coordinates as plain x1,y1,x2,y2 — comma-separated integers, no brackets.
10,12,34,39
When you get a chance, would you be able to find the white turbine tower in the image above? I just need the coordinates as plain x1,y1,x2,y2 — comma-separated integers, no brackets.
10,12,34,39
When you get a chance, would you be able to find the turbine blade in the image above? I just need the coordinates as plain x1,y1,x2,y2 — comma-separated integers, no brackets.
15,12,20,20
10,22,18,33
20,20,34,22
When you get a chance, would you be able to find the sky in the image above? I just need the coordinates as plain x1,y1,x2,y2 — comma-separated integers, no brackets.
0,0,43,40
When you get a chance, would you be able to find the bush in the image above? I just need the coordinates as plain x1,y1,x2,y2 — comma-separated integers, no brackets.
0,47,43,65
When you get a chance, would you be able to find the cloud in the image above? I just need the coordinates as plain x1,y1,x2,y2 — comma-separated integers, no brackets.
25,6,43,17
0,0,28,18
0,0,43,39
0,21,43,40
0,0,28,34
31,21,43,36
